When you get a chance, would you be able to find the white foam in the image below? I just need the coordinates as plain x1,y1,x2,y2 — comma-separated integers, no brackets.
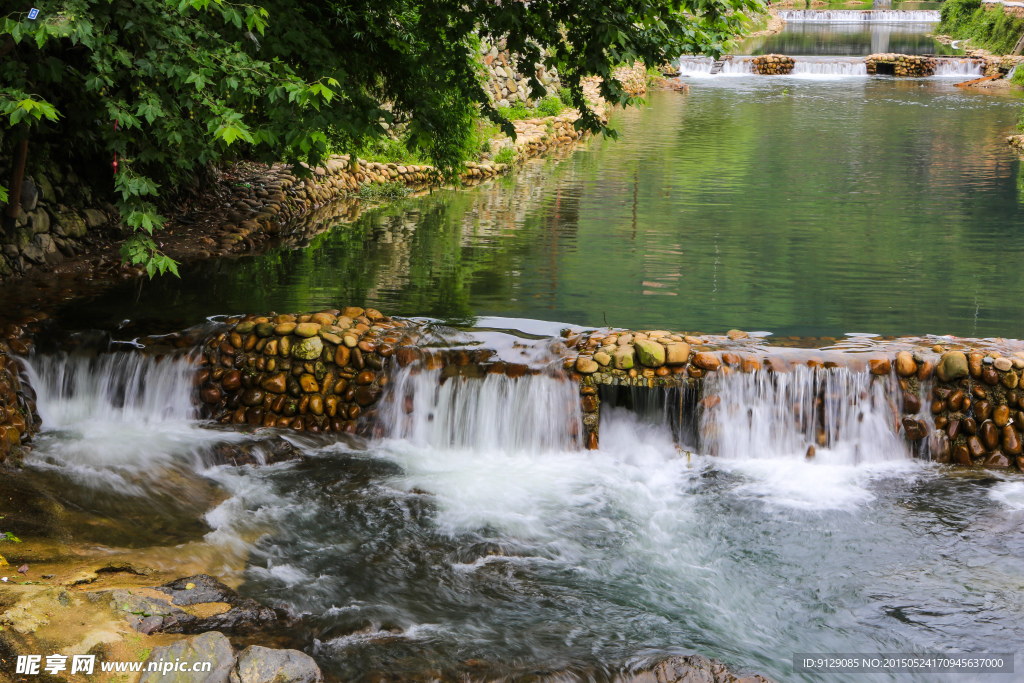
990,481,1024,510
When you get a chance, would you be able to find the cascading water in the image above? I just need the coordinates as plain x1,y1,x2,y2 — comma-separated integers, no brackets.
700,366,908,464
22,351,242,483
933,58,985,77
778,9,940,22
791,58,868,77
676,57,753,78
382,366,582,452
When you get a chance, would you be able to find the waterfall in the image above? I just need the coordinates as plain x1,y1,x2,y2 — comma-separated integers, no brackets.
700,367,909,464
676,57,754,78
777,9,940,22
382,367,582,453
933,58,985,77
25,351,200,427
791,58,868,77
20,352,241,479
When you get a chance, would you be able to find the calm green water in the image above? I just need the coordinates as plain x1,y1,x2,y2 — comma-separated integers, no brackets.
63,81,1024,339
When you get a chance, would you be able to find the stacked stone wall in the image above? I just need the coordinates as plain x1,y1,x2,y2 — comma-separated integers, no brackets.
866,54,936,76
981,1,1024,20
479,40,562,107
751,55,795,75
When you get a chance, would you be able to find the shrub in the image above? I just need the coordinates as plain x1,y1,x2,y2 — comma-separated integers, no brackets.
356,181,410,200
493,146,516,165
535,96,564,117
558,87,574,107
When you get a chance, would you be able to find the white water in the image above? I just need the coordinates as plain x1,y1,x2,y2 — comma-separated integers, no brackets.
933,58,985,77
701,366,908,465
778,9,940,22
791,58,868,77
22,352,239,484
676,58,754,78
382,367,582,453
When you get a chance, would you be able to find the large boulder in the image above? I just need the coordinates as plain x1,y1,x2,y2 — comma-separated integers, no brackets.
937,351,968,382
612,345,635,370
56,211,88,238
635,340,666,367
82,208,108,230
291,335,323,361
230,646,322,683
140,632,235,683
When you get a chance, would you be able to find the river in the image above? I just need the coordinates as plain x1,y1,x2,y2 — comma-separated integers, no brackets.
10,10,1024,683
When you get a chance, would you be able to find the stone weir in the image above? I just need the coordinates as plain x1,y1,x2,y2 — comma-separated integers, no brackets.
189,308,1024,471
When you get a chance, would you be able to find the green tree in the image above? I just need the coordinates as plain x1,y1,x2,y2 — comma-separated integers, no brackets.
1,0,757,275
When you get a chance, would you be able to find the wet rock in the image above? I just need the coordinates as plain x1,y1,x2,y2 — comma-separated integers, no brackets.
634,340,665,367
967,436,986,458
154,575,277,633
299,374,320,393
982,366,999,386
593,351,612,366
726,329,749,341
868,358,891,375
902,391,921,413
613,346,635,370
292,336,323,361
1002,370,1019,389
619,654,775,683
994,405,1010,427
210,438,303,466
994,357,1013,372
201,385,223,404
241,388,265,407
261,373,287,394
294,323,321,338
953,444,971,466
140,631,235,683
665,343,691,365
984,452,1011,468
576,355,599,373
693,352,721,371
968,352,984,378
902,417,927,441
275,322,297,336
895,351,917,377
980,420,999,450
1002,425,1022,455
354,386,382,406
255,322,276,338
975,399,992,421
231,646,322,683
937,351,968,382
222,370,242,392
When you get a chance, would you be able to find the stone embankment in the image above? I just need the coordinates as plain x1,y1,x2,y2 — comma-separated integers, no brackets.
479,39,562,107
751,54,795,75
0,342,39,465
866,54,937,76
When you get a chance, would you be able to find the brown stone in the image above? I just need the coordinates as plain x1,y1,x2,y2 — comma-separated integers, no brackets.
930,400,944,415
968,352,983,378
576,356,599,374
937,351,969,382
230,332,243,349
984,452,1011,468
935,416,948,430
947,389,964,412
994,404,1011,427
916,359,934,381
895,352,917,377
355,370,376,386
342,307,364,318
299,374,320,393
261,373,287,394
581,396,599,413
726,329,748,340
700,395,721,409
241,388,265,407
868,358,891,375
982,366,999,386
355,385,382,406
201,384,222,404
377,342,395,358
221,370,242,391
311,312,336,327
980,420,999,450
902,417,927,440
666,343,691,365
741,356,761,373
947,419,960,440
974,399,992,421
902,392,921,414
309,395,324,416
1002,425,1022,455
1008,390,1020,408
1002,370,1019,389
967,435,986,458
294,322,321,338
962,417,977,434
994,356,1013,372
693,352,720,371
275,322,297,335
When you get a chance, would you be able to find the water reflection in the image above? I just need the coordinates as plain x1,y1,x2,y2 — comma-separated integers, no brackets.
59,82,1024,339
737,22,957,56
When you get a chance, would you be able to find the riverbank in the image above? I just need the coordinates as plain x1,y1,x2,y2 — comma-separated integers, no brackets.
0,65,651,290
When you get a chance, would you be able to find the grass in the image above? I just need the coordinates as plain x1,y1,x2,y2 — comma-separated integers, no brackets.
496,95,565,121
938,0,1024,54
493,146,516,165
355,181,410,200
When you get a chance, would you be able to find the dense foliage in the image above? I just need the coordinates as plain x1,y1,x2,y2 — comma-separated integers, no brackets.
938,0,1024,54
1,0,759,274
